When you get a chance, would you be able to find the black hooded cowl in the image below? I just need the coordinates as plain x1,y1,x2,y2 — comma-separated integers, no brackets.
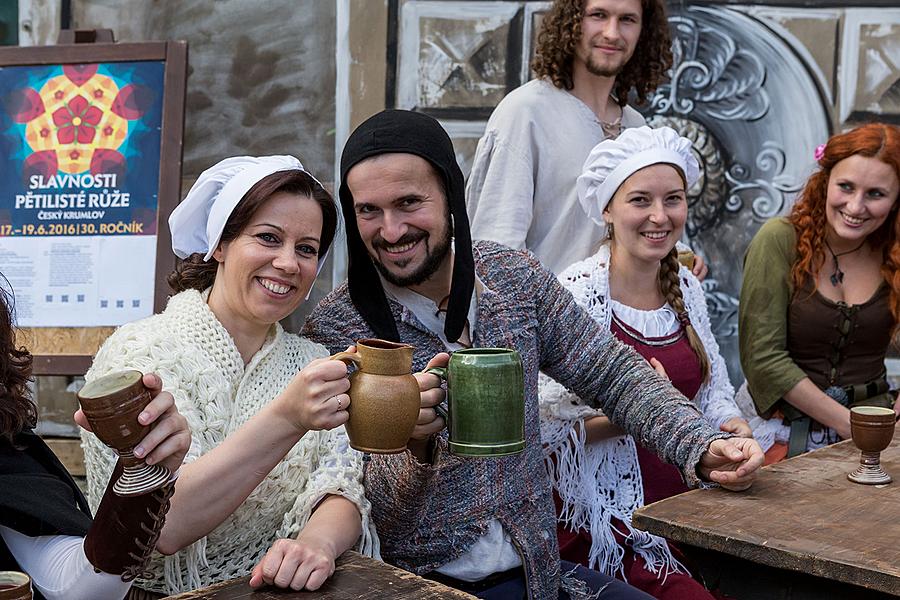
338,110,475,343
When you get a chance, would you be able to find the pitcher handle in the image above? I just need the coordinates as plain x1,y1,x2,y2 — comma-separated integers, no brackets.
330,350,362,368
424,367,449,423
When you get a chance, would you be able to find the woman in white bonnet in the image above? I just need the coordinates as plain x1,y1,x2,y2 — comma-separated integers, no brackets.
81,156,377,598
539,127,750,599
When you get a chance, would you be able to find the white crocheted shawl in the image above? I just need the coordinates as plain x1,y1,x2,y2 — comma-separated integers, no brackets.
539,243,740,580
81,289,378,595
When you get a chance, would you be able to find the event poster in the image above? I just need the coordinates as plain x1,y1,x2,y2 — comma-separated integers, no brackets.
0,60,164,327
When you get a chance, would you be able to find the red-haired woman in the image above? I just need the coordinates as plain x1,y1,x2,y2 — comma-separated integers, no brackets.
0,276,191,600
740,123,900,462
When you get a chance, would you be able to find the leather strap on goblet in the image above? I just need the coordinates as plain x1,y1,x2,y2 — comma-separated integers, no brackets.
83,460,175,582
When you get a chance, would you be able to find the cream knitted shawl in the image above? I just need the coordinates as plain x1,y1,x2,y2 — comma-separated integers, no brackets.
81,289,377,595
539,243,739,579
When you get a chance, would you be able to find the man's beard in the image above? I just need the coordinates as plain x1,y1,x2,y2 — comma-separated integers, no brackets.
584,54,627,78
580,38,631,78
371,222,452,287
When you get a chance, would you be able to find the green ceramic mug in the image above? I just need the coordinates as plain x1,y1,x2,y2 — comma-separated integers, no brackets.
426,348,525,457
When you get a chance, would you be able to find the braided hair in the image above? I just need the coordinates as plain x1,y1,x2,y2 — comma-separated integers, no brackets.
657,247,710,382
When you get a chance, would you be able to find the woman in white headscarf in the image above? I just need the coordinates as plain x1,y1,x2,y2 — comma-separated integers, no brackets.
82,156,377,598
539,127,750,599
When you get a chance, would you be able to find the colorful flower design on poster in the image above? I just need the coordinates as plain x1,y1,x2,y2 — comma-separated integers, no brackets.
12,64,148,176
0,61,164,237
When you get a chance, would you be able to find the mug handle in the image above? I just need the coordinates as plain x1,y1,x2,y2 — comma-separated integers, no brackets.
424,367,449,423
330,350,362,368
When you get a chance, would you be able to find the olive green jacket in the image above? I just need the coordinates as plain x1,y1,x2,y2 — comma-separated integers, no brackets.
739,218,808,416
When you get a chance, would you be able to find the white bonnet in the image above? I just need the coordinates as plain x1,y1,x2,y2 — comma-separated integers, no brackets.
169,155,329,261
576,126,700,233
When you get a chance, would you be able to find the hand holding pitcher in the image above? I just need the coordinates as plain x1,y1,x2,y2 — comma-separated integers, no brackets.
277,356,352,433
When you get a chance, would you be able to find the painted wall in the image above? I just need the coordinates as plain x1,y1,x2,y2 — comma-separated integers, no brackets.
65,0,338,327
69,0,337,182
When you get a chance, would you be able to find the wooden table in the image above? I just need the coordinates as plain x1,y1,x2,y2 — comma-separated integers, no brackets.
633,429,900,599
162,551,475,599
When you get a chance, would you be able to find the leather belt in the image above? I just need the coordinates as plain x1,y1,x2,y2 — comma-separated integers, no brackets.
424,566,525,593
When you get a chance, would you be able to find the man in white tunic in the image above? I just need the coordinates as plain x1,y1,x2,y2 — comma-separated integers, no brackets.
466,0,673,273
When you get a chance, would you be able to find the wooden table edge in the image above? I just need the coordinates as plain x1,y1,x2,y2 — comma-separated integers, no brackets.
632,509,900,596
162,576,251,598
160,551,477,599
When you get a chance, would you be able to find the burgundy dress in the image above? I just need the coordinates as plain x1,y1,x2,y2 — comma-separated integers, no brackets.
556,311,720,600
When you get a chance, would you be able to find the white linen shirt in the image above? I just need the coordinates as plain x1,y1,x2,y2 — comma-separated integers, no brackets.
466,78,646,274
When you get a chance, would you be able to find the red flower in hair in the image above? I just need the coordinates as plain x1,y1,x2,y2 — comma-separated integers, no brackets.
813,143,826,161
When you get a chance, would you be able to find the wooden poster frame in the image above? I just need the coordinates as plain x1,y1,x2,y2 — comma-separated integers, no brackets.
0,41,187,375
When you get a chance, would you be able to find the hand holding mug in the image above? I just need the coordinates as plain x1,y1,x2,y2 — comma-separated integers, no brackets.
412,353,450,441
328,339,420,454
424,348,525,457
77,370,179,495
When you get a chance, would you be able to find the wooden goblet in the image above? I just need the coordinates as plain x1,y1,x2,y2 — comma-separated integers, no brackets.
77,370,170,496
847,406,896,485
0,571,32,600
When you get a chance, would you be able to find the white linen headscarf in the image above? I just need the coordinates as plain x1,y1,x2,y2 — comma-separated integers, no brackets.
168,155,338,294
576,126,700,239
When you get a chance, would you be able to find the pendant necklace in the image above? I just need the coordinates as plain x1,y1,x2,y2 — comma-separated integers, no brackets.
823,238,866,286
599,116,622,138
598,98,622,138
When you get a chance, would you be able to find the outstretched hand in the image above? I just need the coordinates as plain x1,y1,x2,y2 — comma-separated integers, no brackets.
697,437,764,491
75,372,191,473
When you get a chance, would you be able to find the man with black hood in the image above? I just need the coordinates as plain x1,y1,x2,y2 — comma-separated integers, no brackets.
304,109,762,599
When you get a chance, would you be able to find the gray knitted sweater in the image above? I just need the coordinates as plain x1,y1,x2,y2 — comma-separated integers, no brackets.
304,241,727,599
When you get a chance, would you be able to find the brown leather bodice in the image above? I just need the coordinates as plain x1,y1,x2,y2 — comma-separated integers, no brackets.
787,280,892,390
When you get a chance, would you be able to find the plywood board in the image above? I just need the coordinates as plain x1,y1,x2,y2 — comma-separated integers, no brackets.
44,436,85,476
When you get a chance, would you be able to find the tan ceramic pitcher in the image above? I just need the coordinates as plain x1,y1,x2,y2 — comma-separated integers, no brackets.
331,339,420,454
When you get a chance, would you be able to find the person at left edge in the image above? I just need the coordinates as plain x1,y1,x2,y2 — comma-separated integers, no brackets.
0,276,189,600
81,156,377,597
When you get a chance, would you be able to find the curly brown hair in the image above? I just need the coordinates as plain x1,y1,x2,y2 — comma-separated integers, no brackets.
788,123,900,331
531,0,673,106
0,276,36,440
168,169,338,294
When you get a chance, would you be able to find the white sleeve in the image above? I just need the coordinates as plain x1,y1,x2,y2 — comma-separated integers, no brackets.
465,128,534,250
0,525,132,600
682,269,742,428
